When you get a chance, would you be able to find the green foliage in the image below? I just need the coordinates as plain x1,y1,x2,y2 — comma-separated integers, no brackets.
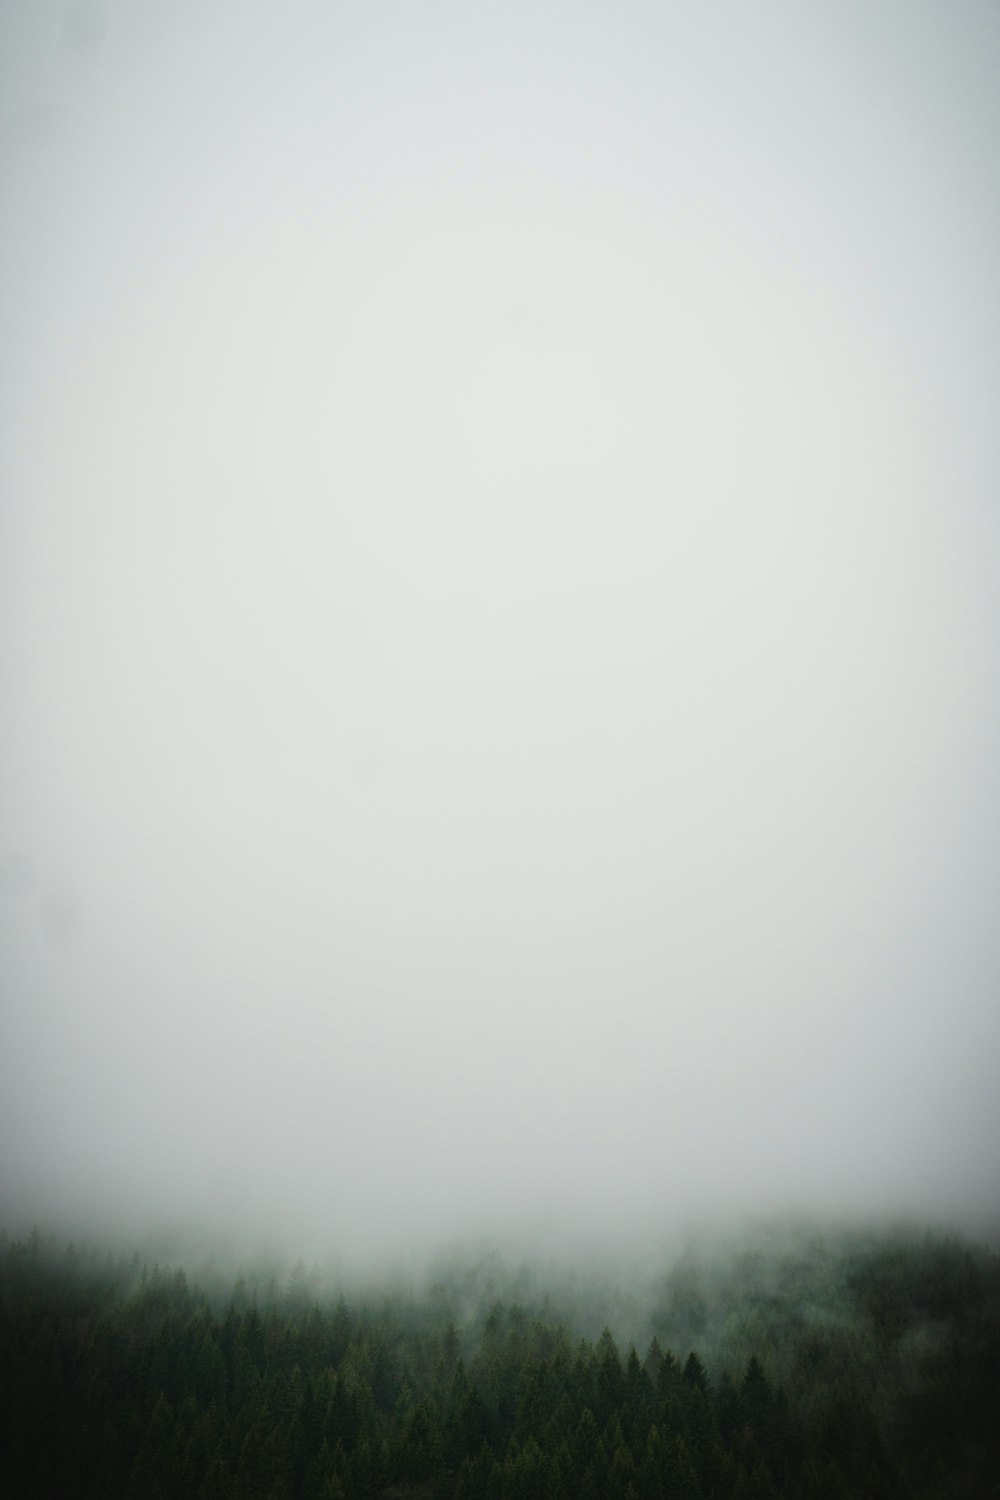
0,1227,996,1498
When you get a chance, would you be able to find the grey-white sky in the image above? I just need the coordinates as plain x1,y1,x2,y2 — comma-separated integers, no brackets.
2,0,999,1257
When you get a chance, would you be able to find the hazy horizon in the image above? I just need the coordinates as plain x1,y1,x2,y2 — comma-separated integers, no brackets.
2,1,999,1262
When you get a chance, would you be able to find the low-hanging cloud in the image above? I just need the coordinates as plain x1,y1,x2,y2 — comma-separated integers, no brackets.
1,0,999,1260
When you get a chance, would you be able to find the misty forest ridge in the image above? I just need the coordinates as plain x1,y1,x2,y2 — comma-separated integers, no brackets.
2,1224,999,1498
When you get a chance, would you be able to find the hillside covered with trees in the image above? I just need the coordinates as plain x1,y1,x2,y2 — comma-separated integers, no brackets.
1,1225,997,1499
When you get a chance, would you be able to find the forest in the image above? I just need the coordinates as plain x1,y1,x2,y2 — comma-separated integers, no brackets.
1,1222,997,1499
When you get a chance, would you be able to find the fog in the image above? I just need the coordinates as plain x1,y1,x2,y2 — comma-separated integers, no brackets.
2,0,999,1264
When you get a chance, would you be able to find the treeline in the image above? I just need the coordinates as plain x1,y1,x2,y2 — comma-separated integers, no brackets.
0,1226,997,1498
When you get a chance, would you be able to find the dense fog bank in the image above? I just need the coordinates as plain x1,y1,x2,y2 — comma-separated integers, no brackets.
3,2,999,1257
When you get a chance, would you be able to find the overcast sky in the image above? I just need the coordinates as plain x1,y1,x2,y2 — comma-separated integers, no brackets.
1,0,998,1259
